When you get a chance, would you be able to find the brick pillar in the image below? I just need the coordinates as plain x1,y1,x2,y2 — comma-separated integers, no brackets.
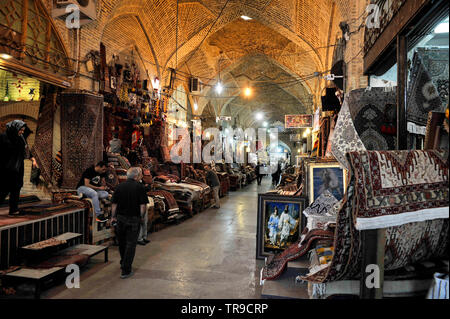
60,91,104,188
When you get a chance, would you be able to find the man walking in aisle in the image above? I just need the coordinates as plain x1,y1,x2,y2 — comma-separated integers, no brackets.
111,167,149,279
204,164,221,209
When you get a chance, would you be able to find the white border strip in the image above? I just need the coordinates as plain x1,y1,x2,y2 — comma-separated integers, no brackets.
355,207,449,230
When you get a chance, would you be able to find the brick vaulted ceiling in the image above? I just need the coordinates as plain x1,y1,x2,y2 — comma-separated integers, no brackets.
98,0,348,124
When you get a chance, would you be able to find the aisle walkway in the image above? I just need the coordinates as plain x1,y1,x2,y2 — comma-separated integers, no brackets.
43,177,272,299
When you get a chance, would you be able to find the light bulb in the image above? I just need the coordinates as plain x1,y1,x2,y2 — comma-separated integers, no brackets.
244,87,252,97
255,112,264,121
216,82,223,94
194,103,198,111
263,121,268,127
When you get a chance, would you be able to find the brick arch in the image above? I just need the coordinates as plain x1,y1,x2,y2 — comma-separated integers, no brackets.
0,102,40,120
101,14,160,79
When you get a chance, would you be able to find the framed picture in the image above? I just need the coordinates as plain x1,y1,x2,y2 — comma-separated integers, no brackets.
256,194,306,260
306,162,347,204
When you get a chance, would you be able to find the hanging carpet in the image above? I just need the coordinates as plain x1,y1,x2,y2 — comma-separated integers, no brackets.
31,91,57,184
347,87,397,150
407,51,445,129
60,92,104,188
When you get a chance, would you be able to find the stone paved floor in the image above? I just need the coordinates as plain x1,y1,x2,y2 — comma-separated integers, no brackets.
42,177,272,299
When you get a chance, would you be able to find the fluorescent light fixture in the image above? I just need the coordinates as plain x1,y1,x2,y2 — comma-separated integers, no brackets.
241,15,252,20
434,22,449,34
216,82,223,94
0,53,12,60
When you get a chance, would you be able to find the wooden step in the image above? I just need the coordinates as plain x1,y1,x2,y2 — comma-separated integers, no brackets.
21,232,82,251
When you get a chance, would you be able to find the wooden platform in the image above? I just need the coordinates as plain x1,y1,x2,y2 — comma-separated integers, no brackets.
2,243,108,299
0,206,88,270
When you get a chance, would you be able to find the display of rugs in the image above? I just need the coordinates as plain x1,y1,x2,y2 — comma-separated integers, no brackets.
301,150,449,284
329,96,366,170
61,92,104,188
407,51,445,129
347,88,397,150
260,229,334,281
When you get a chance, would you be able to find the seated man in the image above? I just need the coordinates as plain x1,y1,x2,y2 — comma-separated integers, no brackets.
76,161,110,222
108,132,122,154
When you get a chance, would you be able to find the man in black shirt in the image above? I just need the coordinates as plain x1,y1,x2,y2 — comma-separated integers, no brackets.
204,164,221,209
111,167,149,279
76,161,109,222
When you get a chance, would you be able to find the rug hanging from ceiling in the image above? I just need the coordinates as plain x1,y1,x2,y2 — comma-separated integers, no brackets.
330,96,366,170
31,92,57,184
301,150,449,284
347,88,397,150
61,92,104,188
407,51,445,128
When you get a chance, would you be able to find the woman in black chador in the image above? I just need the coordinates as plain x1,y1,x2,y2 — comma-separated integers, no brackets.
0,120,37,215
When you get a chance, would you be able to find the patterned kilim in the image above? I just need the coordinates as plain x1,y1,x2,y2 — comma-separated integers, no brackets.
349,150,448,230
330,97,366,170
301,150,449,284
347,88,397,150
61,93,104,188
147,190,179,212
31,93,57,184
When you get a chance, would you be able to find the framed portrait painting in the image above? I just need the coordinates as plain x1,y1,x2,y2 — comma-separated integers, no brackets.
307,162,347,204
256,194,306,260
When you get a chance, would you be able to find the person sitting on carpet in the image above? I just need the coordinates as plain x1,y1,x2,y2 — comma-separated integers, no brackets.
76,161,109,222
0,120,38,215
108,132,122,154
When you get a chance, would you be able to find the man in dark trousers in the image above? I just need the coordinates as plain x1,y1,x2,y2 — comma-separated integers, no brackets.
111,167,149,279
204,164,221,209
255,162,263,185
0,120,37,215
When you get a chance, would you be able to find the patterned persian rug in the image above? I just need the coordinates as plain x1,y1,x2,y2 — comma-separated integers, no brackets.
330,96,366,170
407,51,445,128
301,150,449,284
347,88,397,150
31,92,57,184
61,93,104,188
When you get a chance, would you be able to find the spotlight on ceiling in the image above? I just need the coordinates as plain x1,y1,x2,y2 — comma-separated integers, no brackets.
0,53,12,60
216,82,223,94
240,15,252,21
255,112,264,121
244,87,252,97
